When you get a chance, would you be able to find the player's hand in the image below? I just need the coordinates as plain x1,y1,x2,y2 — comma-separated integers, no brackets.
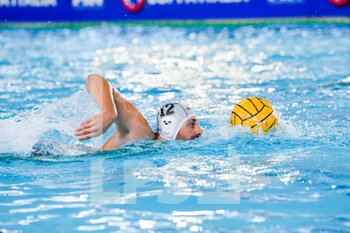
74,112,116,140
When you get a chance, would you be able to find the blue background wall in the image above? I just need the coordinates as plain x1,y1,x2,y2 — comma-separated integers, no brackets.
0,0,349,22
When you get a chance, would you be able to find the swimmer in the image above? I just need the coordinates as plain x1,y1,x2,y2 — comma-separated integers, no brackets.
74,74,202,150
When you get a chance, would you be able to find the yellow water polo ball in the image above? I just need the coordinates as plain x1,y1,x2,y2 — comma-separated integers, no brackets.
229,97,278,133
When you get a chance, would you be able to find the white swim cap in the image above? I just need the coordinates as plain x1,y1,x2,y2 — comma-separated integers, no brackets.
156,102,196,140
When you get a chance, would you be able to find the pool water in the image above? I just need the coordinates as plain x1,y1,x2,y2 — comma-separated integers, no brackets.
0,23,350,232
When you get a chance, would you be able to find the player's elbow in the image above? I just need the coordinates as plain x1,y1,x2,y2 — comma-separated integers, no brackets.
86,74,107,92
86,73,100,87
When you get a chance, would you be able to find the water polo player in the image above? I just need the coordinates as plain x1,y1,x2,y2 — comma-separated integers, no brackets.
74,74,202,150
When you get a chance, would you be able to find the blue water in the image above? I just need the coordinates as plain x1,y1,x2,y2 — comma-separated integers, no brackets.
0,23,350,232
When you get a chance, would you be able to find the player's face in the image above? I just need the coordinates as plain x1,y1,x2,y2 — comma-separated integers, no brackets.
176,116,202,140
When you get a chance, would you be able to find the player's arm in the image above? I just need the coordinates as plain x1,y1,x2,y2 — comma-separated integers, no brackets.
111,86,153,141
98,128,129,151
95,89,153,150
75,74,117,140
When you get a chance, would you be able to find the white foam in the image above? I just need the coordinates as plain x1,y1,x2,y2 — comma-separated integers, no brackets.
0,90,102,155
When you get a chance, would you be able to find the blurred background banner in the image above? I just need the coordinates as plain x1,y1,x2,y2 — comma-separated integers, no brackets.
0,0,349,22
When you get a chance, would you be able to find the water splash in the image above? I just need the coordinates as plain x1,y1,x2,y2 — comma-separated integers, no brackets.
0,90,102,155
